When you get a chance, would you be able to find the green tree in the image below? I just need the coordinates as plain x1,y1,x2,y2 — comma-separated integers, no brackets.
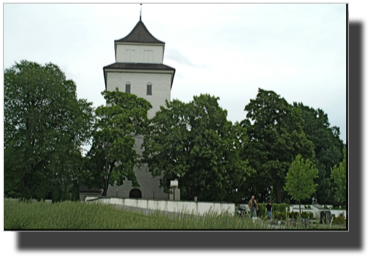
331,149,347,204
89,88,152,196
293,103,344,204
4,60,94,200
142,94,254,202
241,89,315,203
284,154,318,216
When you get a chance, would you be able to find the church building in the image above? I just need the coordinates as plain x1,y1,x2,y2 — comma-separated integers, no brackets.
102,17,176,200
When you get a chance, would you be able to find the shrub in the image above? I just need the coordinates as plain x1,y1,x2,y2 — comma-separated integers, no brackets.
301,211,314,219
288,211,298,219
273,203,289,213
258,203,266,217
273,211,286,220
283,198,290,204
332,216,346,225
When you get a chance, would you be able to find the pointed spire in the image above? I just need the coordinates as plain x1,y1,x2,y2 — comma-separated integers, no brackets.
140,3,142,21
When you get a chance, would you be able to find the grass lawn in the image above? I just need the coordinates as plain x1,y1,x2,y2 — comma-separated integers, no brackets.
4,199,346,230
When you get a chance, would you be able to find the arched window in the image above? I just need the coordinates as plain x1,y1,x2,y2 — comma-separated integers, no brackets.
125,82,131,94
147,82,152,96
129,189,142,199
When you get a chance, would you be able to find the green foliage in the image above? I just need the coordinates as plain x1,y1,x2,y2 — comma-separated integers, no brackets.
88,88,152,195
288,211,298,219
272,203,290,213
241,89,315,203
258,203,266,216
71,182,80,201
331,149,347,204
283,198,290,205
293,103,344,204
284,154,318,215
332,216,346,225
52,183,62,203
142,94,254,202
302,211,314,219
273,211,287,220
4,60,94,200
288,211,313,219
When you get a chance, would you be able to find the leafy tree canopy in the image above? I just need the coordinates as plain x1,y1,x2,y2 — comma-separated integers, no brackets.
331,149,347,204
284,154,318,215
86,88,152,196
4,60,94,200
142,94,254,202
241,88,315,203
293,102,345,204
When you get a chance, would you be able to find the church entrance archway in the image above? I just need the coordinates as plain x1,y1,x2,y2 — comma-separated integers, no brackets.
129,189,142,199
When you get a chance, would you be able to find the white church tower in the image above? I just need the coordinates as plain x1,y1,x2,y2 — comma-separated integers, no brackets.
103,17,175,200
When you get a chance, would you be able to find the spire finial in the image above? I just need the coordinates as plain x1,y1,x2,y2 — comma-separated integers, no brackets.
140,3,142,21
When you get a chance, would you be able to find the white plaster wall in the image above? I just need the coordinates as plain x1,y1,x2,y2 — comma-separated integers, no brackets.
107,164,169,200
116,44,164,63
106,72,172,119
329,210,347,218
80,192,102,202
86,198,235,216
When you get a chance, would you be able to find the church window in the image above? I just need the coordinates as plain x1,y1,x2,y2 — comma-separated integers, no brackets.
126,83,131,94
147,83,152,95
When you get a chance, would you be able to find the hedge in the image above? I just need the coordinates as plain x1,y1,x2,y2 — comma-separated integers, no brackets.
332,216,346,225
256,203,290,218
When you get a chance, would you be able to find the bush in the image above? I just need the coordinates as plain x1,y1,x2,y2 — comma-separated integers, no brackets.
273,211,286,220
332,216,346,225
258,203,266,217
259,203,294,219
283,198,290,205
301,211,314,219
288,211,298,219
273,203,289,213
5,190,21,199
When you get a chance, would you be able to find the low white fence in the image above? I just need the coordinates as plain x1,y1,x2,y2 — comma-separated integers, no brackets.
85,197,235,216
235,203,347,219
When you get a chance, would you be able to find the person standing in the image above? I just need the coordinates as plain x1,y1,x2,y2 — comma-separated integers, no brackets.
248,196,259,218
265,200,273,220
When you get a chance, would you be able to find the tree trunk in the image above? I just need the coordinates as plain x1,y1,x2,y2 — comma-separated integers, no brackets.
102,178,108,196
299,199,301,219
275,185,282,204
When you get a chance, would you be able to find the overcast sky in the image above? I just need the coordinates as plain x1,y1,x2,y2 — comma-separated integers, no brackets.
4,3,347,146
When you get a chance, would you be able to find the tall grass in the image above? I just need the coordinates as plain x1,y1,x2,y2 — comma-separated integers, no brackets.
4,199,343,230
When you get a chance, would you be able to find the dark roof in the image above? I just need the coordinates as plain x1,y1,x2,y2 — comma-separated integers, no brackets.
68,185,101,193
115,20,165,44
103,62,176,88
104,62,175,71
